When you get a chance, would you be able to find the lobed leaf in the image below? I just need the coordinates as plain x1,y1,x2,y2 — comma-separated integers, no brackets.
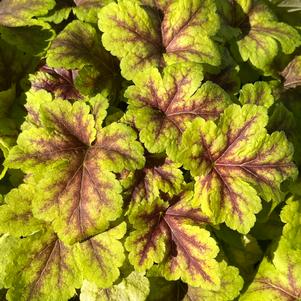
241,240,301,301
125,64,231,153
6,95,145,243
80,272,150,301
125,191,220,288
173,104,297,233
0,0,55,27
99,0,220,80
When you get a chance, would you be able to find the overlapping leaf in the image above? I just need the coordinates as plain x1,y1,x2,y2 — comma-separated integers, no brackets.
99,0,220,80
74,223,126,288
173,104,297,233
0,184,44,237
125,64,231,153
5,229,81,301
30,65,83,100
125,191,220,288
0,0,55,27
80,272,149,301
281,55,301,89
46,20,120,98
239,82,274,108
123,155,184,214
183,261,243,301
280,197,301,249
236,2,301,73
241,240,301,301
6,93,145,243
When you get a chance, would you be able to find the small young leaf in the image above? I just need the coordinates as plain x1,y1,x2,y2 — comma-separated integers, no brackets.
281,55,301,89
239,82,274,108
183,261,243,301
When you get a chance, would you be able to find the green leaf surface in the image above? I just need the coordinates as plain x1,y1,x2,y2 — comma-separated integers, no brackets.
6,95,144,243
237,3,301,73
0,184,44,237
240,240,301,301
173,104,297,233
0,0,55,27
80,271,149,301
239,82,274,108
183,261,243,301
125,64,231,153
74,223,126,288
125,191,220,288
99,0,220,80
6,230,81,301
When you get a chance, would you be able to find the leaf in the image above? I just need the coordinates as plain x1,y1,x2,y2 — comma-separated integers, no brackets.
173,104,297,233
47,20,116,71
239,82,274,108
0,0,55,27
0,184,44,237
237,3,301,73
183,261,243,301
280,197,301,249
6,95,145,243
74,223,126,288
46,20,120,97
125,191,220,288
124,155,184,215
98,0,220,80
0,25,55,57
80,271,150,301
278,0,301,12
125,64,231,153
30,65,83,100
240,240,301,301
281,56,301,89
5,229,81,301
73,0,114,23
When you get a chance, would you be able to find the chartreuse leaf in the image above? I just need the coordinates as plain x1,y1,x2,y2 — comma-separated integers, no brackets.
0,184,44,237
125,190,220,288
239,82,274,108
6,94,145,244
281,55,301,89
80,272,149,301
47,20,111,71
240,240,301,301
125,64,231,153
46,20,119,97
237,2,301,73
99,0,220,80
5,229,81,301
74,223,126,288
0,0,55,27
173,104,297,233
280,197,301,249
183,261,243,301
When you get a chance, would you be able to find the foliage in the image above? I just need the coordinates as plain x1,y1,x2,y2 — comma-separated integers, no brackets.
0,0,301,300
